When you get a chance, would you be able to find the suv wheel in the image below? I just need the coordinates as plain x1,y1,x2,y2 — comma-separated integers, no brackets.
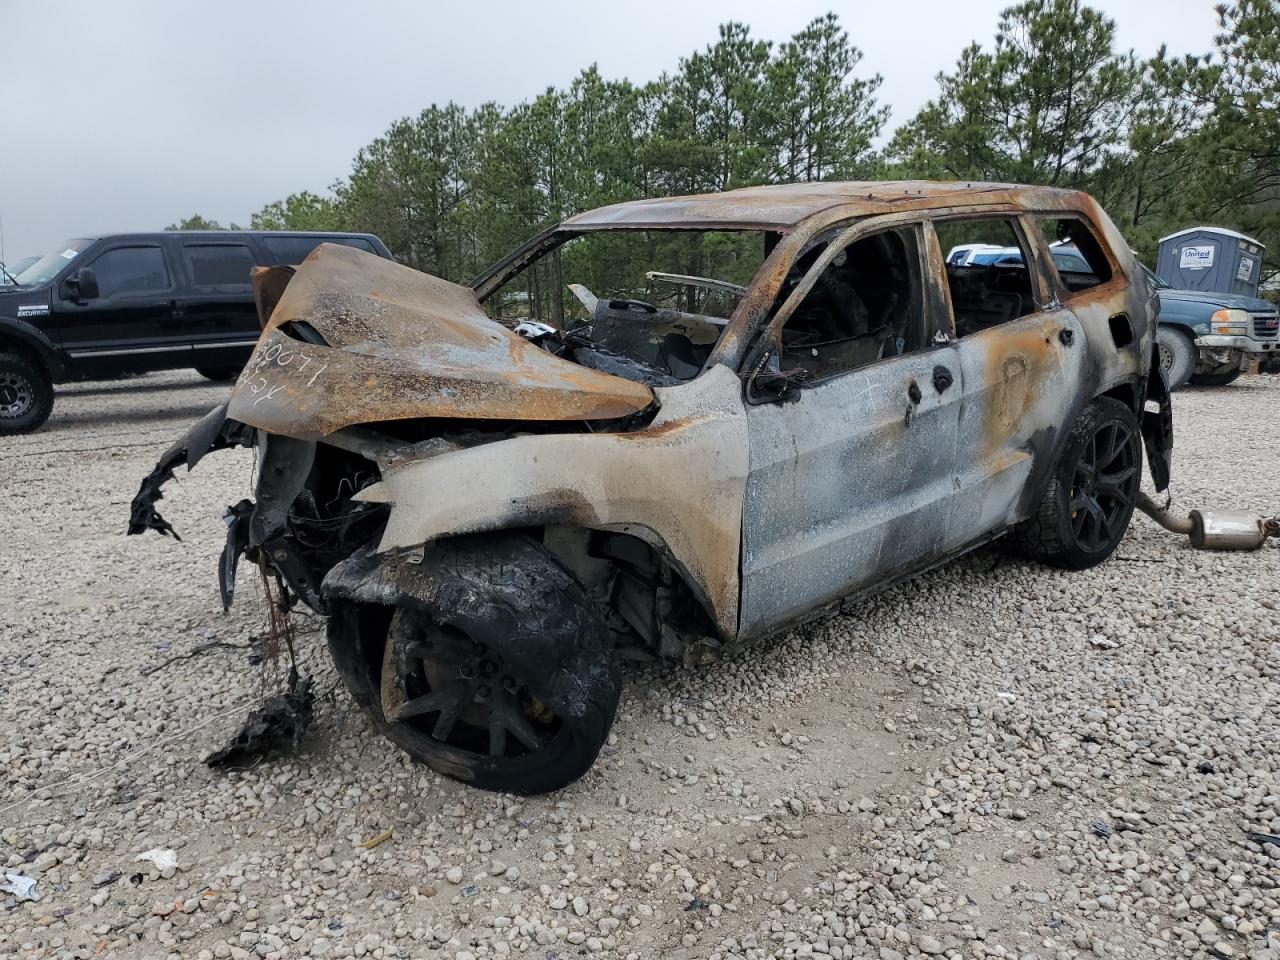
327,534,622,794
1189,369,1242,387
1011,397,1142,570
0,352,54,435
195,366,241,383
1155,327,1196,390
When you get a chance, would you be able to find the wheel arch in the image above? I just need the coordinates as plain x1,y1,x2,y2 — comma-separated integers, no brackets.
323,521,728,663
0,318,65,381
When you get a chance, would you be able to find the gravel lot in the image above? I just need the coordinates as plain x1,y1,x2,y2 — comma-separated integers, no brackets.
3,371,1279,960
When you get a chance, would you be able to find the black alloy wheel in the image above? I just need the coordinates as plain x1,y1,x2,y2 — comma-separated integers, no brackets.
0,352,54,434
382,609,566,763
1011,397,1143,570
0,368,33,420
1067,418,1141,554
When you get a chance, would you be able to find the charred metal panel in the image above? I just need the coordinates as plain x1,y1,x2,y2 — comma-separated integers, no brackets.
945,309,1087,547
226,244,654,440
347,364,749,639
739,345,965,640
562,181,1027,232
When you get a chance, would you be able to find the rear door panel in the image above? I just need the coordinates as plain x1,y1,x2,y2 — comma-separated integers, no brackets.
179,237,264,369
944,307,1085,550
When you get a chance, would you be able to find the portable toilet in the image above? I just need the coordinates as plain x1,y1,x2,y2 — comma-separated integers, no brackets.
1156,227,1264,297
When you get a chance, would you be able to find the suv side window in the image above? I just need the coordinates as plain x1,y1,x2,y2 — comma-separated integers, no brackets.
934,218,1038,338
1035,217,1114,296
183,242,256,291
88,246,171,299
778,226,926,380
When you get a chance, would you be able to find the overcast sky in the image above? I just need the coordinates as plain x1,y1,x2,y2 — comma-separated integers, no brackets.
3,0,1220,260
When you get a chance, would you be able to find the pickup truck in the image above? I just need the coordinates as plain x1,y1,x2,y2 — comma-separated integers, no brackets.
1146,266,1280,388
0,230,392,433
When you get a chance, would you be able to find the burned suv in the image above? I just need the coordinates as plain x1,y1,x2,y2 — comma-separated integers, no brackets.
132,182,1173,794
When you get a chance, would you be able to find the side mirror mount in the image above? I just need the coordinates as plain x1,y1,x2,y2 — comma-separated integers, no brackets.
747,350,804,404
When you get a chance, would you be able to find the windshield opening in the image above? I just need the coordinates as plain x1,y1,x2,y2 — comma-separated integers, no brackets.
483,229,769,383
14,238,95,287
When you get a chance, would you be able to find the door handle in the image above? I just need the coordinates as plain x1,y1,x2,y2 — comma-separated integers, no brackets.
907,380,922,405
932,365,954,393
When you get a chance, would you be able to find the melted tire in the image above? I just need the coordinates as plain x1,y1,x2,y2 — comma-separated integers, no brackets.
1010,397,1141,570
326,534,621,795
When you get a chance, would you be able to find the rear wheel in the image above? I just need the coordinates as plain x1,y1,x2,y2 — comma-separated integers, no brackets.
195,365,241,382
1011,398,1142,570
1155,327,1196,390
1189,369,1242,387
0,352,54,435
327,535,621,794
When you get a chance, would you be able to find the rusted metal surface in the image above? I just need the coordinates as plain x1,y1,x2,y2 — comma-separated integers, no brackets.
349,364,750,639
562,181,1027,231
250,264,296,330
645,272,748,297
226,244,654,440
737,192,1155,641
741,344,965,637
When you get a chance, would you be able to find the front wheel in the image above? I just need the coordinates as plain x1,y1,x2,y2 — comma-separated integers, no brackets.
1011,397,1142,570
326,534,621,794
0,352,54,435
195,365,241,383
1155,327,1196,390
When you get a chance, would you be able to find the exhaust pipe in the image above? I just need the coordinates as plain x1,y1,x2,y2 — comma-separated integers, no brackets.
1136,493,1280,550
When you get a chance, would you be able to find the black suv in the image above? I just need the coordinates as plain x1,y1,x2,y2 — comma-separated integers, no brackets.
0,231,393,434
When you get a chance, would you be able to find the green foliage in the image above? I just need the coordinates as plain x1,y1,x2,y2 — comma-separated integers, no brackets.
249,191,340,232
887,0,1141,186
241,15,884,288
764,13,887,182
1147,0,1280,279
193,6,1277,288
165,214,237,231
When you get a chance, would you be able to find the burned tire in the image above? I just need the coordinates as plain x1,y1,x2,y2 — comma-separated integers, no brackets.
1010,397,1142,570
326,534,621,794
0,352,53,435
195,366,241,383
1155,326,1196,390
1189,369,1242,387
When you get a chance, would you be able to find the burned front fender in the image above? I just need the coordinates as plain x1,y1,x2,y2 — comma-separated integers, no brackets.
339,364,750,640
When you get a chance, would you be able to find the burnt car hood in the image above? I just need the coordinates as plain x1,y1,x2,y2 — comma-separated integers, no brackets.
226,243,655,440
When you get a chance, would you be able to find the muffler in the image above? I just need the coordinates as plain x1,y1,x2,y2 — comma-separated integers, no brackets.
1136,493,1280,550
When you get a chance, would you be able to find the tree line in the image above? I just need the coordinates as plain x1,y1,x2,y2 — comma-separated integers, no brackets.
170,1,1280,289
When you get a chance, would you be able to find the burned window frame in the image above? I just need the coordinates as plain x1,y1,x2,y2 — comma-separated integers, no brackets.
469,225,781,380
747,209,965,391
1030,214,1120,302
767,221,932,384
924,213,1057,340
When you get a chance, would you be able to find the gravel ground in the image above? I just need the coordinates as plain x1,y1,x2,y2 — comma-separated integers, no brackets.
2,370,1279,960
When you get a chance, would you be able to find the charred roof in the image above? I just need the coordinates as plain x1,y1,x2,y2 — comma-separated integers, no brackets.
562,180,1087,233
